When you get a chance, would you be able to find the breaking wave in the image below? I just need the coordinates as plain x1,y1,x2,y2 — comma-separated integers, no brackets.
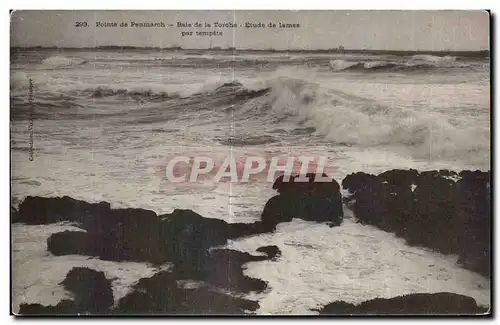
170,70,489,165
328,58,464,72
41,56,88,68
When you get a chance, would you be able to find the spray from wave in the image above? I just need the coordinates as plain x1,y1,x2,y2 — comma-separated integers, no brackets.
11,55,490,168
328,55,464,72
20,64,486,166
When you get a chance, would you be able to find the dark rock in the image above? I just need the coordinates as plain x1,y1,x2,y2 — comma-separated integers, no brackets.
11,206,19,223
16,196,110,225
160,209,231,249
261,195,294,226
181,286,260,314
409,171,458,253
44,203,279,299
378,168,419,188
455,171,491,276
256,245,282,260
18,302,53,315
113,271,180,314
203,249,269,293
438,169,458,178
16,194,286,315
342,169,491,277
18,300,77,315
263,173,343,227
43,199,277,266
342,172,378,195
46,208,166,263
229,221,277,237
315,292,488,315
59,267,114,313
272,174,291,194
158,209,232,265
170,246,279,294
113,270,260,315
88,208,164,263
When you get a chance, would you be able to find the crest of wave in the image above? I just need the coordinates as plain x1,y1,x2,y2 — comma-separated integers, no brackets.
41,56,88,68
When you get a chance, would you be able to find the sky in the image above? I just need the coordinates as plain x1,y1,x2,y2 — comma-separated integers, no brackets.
10,10,490,51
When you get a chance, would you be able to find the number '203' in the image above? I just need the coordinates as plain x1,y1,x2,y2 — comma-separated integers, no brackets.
75,22,88,27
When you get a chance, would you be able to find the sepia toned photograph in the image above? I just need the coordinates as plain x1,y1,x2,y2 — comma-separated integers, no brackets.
10,10,490,316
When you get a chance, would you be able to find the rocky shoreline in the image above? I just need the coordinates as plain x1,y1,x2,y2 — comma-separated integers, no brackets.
12,169,490,315
342,169,490,277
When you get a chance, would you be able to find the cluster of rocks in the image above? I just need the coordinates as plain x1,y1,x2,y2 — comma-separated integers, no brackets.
12,169,489,315
342,169,490,277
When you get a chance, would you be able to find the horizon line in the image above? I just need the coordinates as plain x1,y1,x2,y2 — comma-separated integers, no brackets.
10,46,490,55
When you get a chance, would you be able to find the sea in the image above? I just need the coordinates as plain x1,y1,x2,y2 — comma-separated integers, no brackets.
10,49,491,314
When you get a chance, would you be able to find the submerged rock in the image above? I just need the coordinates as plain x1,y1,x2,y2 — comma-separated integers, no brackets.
314,292,488,315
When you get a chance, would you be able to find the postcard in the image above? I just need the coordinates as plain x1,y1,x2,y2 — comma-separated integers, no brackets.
10,10,490,316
